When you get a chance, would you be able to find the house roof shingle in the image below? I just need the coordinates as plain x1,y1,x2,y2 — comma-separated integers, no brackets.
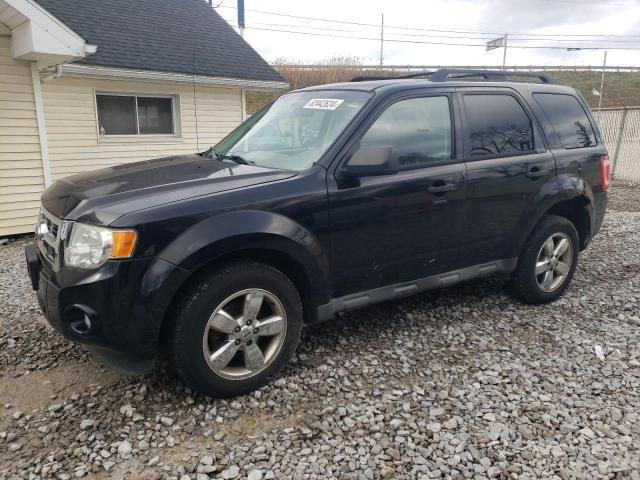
34,0,283,83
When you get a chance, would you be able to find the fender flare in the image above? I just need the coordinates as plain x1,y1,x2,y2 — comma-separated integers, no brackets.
158,210,331,306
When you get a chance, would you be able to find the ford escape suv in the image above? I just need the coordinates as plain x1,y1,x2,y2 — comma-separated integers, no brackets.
25,69,610,397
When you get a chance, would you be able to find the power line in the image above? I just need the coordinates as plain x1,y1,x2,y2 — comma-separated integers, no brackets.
246,20,640,44
534,0,639,6
244,26,640,50
217,4,640,39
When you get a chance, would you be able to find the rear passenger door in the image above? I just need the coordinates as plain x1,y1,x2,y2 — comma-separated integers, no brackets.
458,89,556,264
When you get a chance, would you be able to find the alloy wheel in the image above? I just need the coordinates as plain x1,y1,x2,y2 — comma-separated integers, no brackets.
202,288,287,380
535,232,573,293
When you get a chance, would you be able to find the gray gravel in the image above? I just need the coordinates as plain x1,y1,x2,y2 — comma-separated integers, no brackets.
1,185,639,480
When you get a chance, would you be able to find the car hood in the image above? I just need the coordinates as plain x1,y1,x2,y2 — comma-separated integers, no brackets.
41,154,296,225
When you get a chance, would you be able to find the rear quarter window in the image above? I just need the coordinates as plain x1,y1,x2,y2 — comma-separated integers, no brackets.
533,93,596,149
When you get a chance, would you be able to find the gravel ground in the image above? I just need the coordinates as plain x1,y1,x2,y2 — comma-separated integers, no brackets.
1,184,639,480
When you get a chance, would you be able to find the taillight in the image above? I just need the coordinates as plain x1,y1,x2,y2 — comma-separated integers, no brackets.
600,155,612,191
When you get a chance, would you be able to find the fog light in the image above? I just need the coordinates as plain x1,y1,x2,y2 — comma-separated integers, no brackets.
82,314,92,331
64,305,98,335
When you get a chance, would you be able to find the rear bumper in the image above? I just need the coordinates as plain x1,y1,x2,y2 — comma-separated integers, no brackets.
26,244,190,372
591,190,608,240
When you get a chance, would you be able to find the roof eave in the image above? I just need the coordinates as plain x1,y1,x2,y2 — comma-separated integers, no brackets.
3,0,93,68
61,64,289,90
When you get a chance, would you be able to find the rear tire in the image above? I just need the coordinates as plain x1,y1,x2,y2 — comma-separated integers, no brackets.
509,215,579,304
170,261,303,398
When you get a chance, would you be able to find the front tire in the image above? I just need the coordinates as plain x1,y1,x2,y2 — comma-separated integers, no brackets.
170,261,303,398
509,215,579,304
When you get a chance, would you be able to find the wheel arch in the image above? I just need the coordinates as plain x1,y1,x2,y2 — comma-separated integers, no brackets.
510,188,595,258
156,211,330,349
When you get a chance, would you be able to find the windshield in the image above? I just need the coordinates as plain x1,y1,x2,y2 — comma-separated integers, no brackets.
214,90,372,171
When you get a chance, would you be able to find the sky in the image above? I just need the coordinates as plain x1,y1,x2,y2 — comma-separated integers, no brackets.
214,0,640,67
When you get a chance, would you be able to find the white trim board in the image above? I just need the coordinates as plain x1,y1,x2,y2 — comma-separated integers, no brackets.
62,64,289,91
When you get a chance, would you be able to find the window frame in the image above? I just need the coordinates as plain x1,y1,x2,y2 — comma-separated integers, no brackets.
94,91,181,140
532,92,598,150
459,91,543,162
343,92,459,172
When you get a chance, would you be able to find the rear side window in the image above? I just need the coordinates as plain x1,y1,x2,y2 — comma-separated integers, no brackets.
533,93,596,149
463,94,534,158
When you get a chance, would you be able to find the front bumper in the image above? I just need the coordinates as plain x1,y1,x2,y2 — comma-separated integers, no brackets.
25,243,190,373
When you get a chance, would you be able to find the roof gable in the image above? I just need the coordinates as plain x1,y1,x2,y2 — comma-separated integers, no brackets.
33,0,283,83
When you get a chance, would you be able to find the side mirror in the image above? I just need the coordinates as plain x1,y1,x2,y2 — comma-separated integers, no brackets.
341,145,399,177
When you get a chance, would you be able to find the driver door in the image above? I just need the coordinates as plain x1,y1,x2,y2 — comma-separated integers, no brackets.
327,92,468,298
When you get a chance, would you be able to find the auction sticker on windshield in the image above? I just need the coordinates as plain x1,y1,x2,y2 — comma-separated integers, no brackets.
303,98,344,110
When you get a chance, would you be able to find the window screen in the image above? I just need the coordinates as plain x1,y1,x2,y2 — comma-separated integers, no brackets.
137,97,174,134
534,93,595,148
97,95,175,136
463,94,534,158
96,95,137,135
360,96,452,167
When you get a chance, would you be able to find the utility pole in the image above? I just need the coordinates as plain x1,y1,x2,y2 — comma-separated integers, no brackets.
380,13,384,67
238,0,246,120
598,50,607,111
238,0,245,38
502,33,508,70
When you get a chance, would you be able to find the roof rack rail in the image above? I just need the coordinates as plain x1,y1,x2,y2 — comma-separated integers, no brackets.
350,71,435,82
429,68,553,83
350,68,552,84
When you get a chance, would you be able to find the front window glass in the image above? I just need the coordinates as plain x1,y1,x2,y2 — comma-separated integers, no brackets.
214,90,371,171
360,96,452,167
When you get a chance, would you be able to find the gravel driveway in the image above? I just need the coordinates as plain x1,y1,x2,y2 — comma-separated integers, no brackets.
1,185,639,480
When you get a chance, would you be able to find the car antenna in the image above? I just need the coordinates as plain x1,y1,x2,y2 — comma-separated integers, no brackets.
192,51,200,152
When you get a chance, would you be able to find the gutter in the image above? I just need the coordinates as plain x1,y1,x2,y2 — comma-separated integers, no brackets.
61,64,289,90
41,64,62,83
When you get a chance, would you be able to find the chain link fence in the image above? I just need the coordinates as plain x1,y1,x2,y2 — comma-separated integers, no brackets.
595,108,640,184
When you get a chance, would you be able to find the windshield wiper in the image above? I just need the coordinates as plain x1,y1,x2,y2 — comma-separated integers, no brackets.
207,148,255,165
219,153,255,166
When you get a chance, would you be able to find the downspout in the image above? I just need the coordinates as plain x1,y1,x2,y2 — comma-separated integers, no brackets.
241,88,247,121
30,62,52,187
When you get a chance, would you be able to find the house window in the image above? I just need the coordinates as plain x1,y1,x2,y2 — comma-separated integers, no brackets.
96,94,176,136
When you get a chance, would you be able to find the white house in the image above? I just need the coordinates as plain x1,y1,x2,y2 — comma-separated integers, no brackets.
0,0,286,236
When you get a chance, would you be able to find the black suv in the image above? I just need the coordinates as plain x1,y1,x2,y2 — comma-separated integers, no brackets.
26,69,610,397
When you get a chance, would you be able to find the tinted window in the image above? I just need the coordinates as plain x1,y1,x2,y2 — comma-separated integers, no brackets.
534,93,596,148
360,96,452,167
463,94,534,158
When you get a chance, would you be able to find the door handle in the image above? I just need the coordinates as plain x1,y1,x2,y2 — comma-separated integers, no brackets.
428,182,456,194
526,167,548,179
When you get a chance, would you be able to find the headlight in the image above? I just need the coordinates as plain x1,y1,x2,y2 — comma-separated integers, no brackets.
64,223,137,269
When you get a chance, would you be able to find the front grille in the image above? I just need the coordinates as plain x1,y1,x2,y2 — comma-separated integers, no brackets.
37,208,63,268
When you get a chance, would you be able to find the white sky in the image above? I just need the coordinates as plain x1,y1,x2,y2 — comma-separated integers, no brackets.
215,0,640,67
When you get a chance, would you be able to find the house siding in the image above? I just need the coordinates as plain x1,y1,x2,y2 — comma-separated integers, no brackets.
0,37,45,236
41,77,243,180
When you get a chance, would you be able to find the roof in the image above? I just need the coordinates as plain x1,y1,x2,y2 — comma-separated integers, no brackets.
298,68,571,94
298,78,576,95
33,0,284,84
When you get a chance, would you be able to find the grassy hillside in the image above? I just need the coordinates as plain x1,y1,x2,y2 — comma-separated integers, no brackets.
547,71,640,109
247,65,640,114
